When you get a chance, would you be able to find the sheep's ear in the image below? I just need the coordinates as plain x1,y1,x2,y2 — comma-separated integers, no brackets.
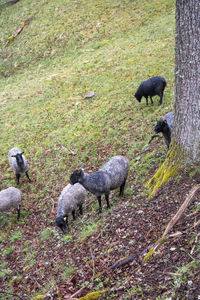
163,120,168,125
80,165,84,171
77,169,83,175
20,152,24,155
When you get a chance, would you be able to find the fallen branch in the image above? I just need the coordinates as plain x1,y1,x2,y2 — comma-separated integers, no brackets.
110,254,139,270
0,290,25,300
108,185,200,271
162,184,200,237
6,16,33,45
70,286,86,299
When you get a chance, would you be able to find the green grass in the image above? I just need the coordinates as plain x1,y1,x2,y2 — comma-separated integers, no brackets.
0,0,175,297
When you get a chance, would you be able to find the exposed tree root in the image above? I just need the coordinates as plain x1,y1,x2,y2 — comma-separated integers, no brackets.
146,141,185,197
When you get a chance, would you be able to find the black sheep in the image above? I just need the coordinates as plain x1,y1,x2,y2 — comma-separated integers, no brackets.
135,76,167,105
154,112,173,148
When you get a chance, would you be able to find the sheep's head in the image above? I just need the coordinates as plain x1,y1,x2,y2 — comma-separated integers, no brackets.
134,93,141,102
56,217,67,233
11,152,24,167
154,120,168,133
70,169,83,185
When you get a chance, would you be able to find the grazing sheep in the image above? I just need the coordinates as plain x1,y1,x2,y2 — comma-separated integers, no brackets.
0,187,22,220
70,155,129,213
154,112,173,148
56,183,87,233
135,76,167,105
8,148,31,184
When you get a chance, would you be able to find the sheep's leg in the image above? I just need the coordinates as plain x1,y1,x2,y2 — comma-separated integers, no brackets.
97,196,102,213
79,204,83,215
150,96,154,105
65,215,68,226
72,210,76,220
16,173,20,184
17,205,21,220
105,193,111,209
25,171,31,183
159,92,163,105
119,180,126,197
145,97,149,105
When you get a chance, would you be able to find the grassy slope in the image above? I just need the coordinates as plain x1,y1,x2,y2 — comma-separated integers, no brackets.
0,0,176,298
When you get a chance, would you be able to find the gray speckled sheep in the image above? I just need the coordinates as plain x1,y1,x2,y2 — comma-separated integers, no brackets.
154,112,173,148
0,187,22,220
56,183,87,232
70,155,129,213
8,148,31,184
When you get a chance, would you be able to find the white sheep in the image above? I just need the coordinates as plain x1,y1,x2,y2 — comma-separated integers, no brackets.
8,148,31,184
0,187,22,220
56,183,87,232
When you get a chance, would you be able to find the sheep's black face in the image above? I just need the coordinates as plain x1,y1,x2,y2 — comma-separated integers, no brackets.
135,93,141,102
15,153,24,167
154,120,166,133
56,217,67,233
70,169,82,185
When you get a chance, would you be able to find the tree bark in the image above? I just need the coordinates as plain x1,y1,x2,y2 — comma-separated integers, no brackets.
147,0,200,196
174,0,200,161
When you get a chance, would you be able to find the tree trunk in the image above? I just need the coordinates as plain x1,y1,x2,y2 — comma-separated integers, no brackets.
174,0,200,161
147,0,200,196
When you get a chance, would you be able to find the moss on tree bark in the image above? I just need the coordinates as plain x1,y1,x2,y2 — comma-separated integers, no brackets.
146,141,185,197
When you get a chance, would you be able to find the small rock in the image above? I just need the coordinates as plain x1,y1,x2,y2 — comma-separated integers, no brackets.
170,247,176,251
84,91,95,98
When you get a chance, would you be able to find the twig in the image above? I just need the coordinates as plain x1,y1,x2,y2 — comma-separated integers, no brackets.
186,210,199,217
110,254,139,270
70,286,86,299
54,281,62,300
0,290,25,300
139,148,151,155
90,247,95,289
6,16,33,45
194,220,200,228
168,231,183,238
162,184,200,237
190,232,200,255
51,198,55,213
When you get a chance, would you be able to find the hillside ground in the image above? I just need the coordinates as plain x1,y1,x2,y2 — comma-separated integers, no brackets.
0,0,199,299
